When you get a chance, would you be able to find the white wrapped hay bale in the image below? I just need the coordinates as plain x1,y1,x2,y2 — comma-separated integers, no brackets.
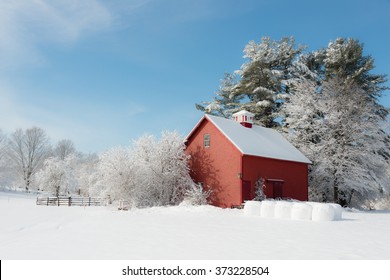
274,201,293,219
243,201,262,216
329,203,343,220
311,203,336,221
291,203,313,221
260,200,276,218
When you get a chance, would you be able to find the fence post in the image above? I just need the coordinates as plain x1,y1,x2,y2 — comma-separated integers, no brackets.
58,197,60,207
89,197,91,206
68,197,71,207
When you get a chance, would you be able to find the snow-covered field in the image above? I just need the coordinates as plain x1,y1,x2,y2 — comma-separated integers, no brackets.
1,190,390,260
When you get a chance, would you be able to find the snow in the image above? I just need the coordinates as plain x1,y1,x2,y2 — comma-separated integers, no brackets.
205,114,311,164
2,191,390,259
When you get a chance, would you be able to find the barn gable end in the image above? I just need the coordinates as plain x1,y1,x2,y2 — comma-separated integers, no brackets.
185,117,242,208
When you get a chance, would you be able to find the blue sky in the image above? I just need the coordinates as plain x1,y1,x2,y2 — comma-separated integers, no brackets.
0,0,389,153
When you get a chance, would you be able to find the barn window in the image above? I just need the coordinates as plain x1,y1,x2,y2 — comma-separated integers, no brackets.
204,134,210,147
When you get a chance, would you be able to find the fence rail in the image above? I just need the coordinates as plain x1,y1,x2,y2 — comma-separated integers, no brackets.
36,196,106,206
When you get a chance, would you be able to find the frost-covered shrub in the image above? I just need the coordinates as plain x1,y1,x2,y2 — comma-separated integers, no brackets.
35,155,78,197
92,131,197,207
183,184,212,206
91,146,137,203
254,177,266,201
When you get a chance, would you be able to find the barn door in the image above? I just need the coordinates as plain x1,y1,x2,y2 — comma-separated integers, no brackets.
273,181,283,199
242,180,251,202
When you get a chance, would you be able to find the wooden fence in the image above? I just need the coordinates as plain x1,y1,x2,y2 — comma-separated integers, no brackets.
36,196,106,206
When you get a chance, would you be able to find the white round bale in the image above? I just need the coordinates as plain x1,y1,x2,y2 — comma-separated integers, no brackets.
274,201,293,219
243,201,262,216
260,200,276,218
306,202,322,208
291,203,313,221
311,203,336,221
328,203,343,220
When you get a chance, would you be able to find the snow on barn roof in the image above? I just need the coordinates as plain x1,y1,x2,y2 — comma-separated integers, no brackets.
189,114,311,164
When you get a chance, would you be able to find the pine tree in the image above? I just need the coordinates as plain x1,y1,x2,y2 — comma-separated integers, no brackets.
197,36,305,127
196,73,242,118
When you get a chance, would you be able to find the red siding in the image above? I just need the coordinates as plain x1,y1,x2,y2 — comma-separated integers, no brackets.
186,119,242,208
242,155,308,201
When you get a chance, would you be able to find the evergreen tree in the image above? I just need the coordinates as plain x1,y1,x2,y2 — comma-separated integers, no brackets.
197,36,305,127
195,73,241,118
323,38,388,119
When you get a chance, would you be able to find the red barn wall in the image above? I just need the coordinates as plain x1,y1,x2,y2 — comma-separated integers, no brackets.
242,155,308,201
185,119,242,208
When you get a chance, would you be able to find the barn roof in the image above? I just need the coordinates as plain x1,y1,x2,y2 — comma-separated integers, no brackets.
187,114,311,164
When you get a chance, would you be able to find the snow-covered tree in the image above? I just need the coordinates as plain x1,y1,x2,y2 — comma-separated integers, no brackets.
54,139,76,160
92,146,139,204
74,153,99,196
36,155,78,197
197,36,305,127
8,127,51,191
324,38,388,99
196,73,242,118
134,131,195,206
0,129,7,161
0,130,12,188
283,78,389,207
91,131,196,208
133,131,196,207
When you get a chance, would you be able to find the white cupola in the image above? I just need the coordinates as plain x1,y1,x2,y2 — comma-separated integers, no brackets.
232,110,255,128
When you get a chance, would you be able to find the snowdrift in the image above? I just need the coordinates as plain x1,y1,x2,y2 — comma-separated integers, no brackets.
244,200,343,221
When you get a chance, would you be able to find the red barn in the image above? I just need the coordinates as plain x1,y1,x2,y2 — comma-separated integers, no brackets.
185,110,311,208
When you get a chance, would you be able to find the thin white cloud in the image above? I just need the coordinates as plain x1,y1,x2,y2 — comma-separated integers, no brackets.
0,0,113,69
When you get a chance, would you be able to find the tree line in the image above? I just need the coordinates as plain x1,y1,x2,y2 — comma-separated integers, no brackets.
0,128,207,207
197,36,390,208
